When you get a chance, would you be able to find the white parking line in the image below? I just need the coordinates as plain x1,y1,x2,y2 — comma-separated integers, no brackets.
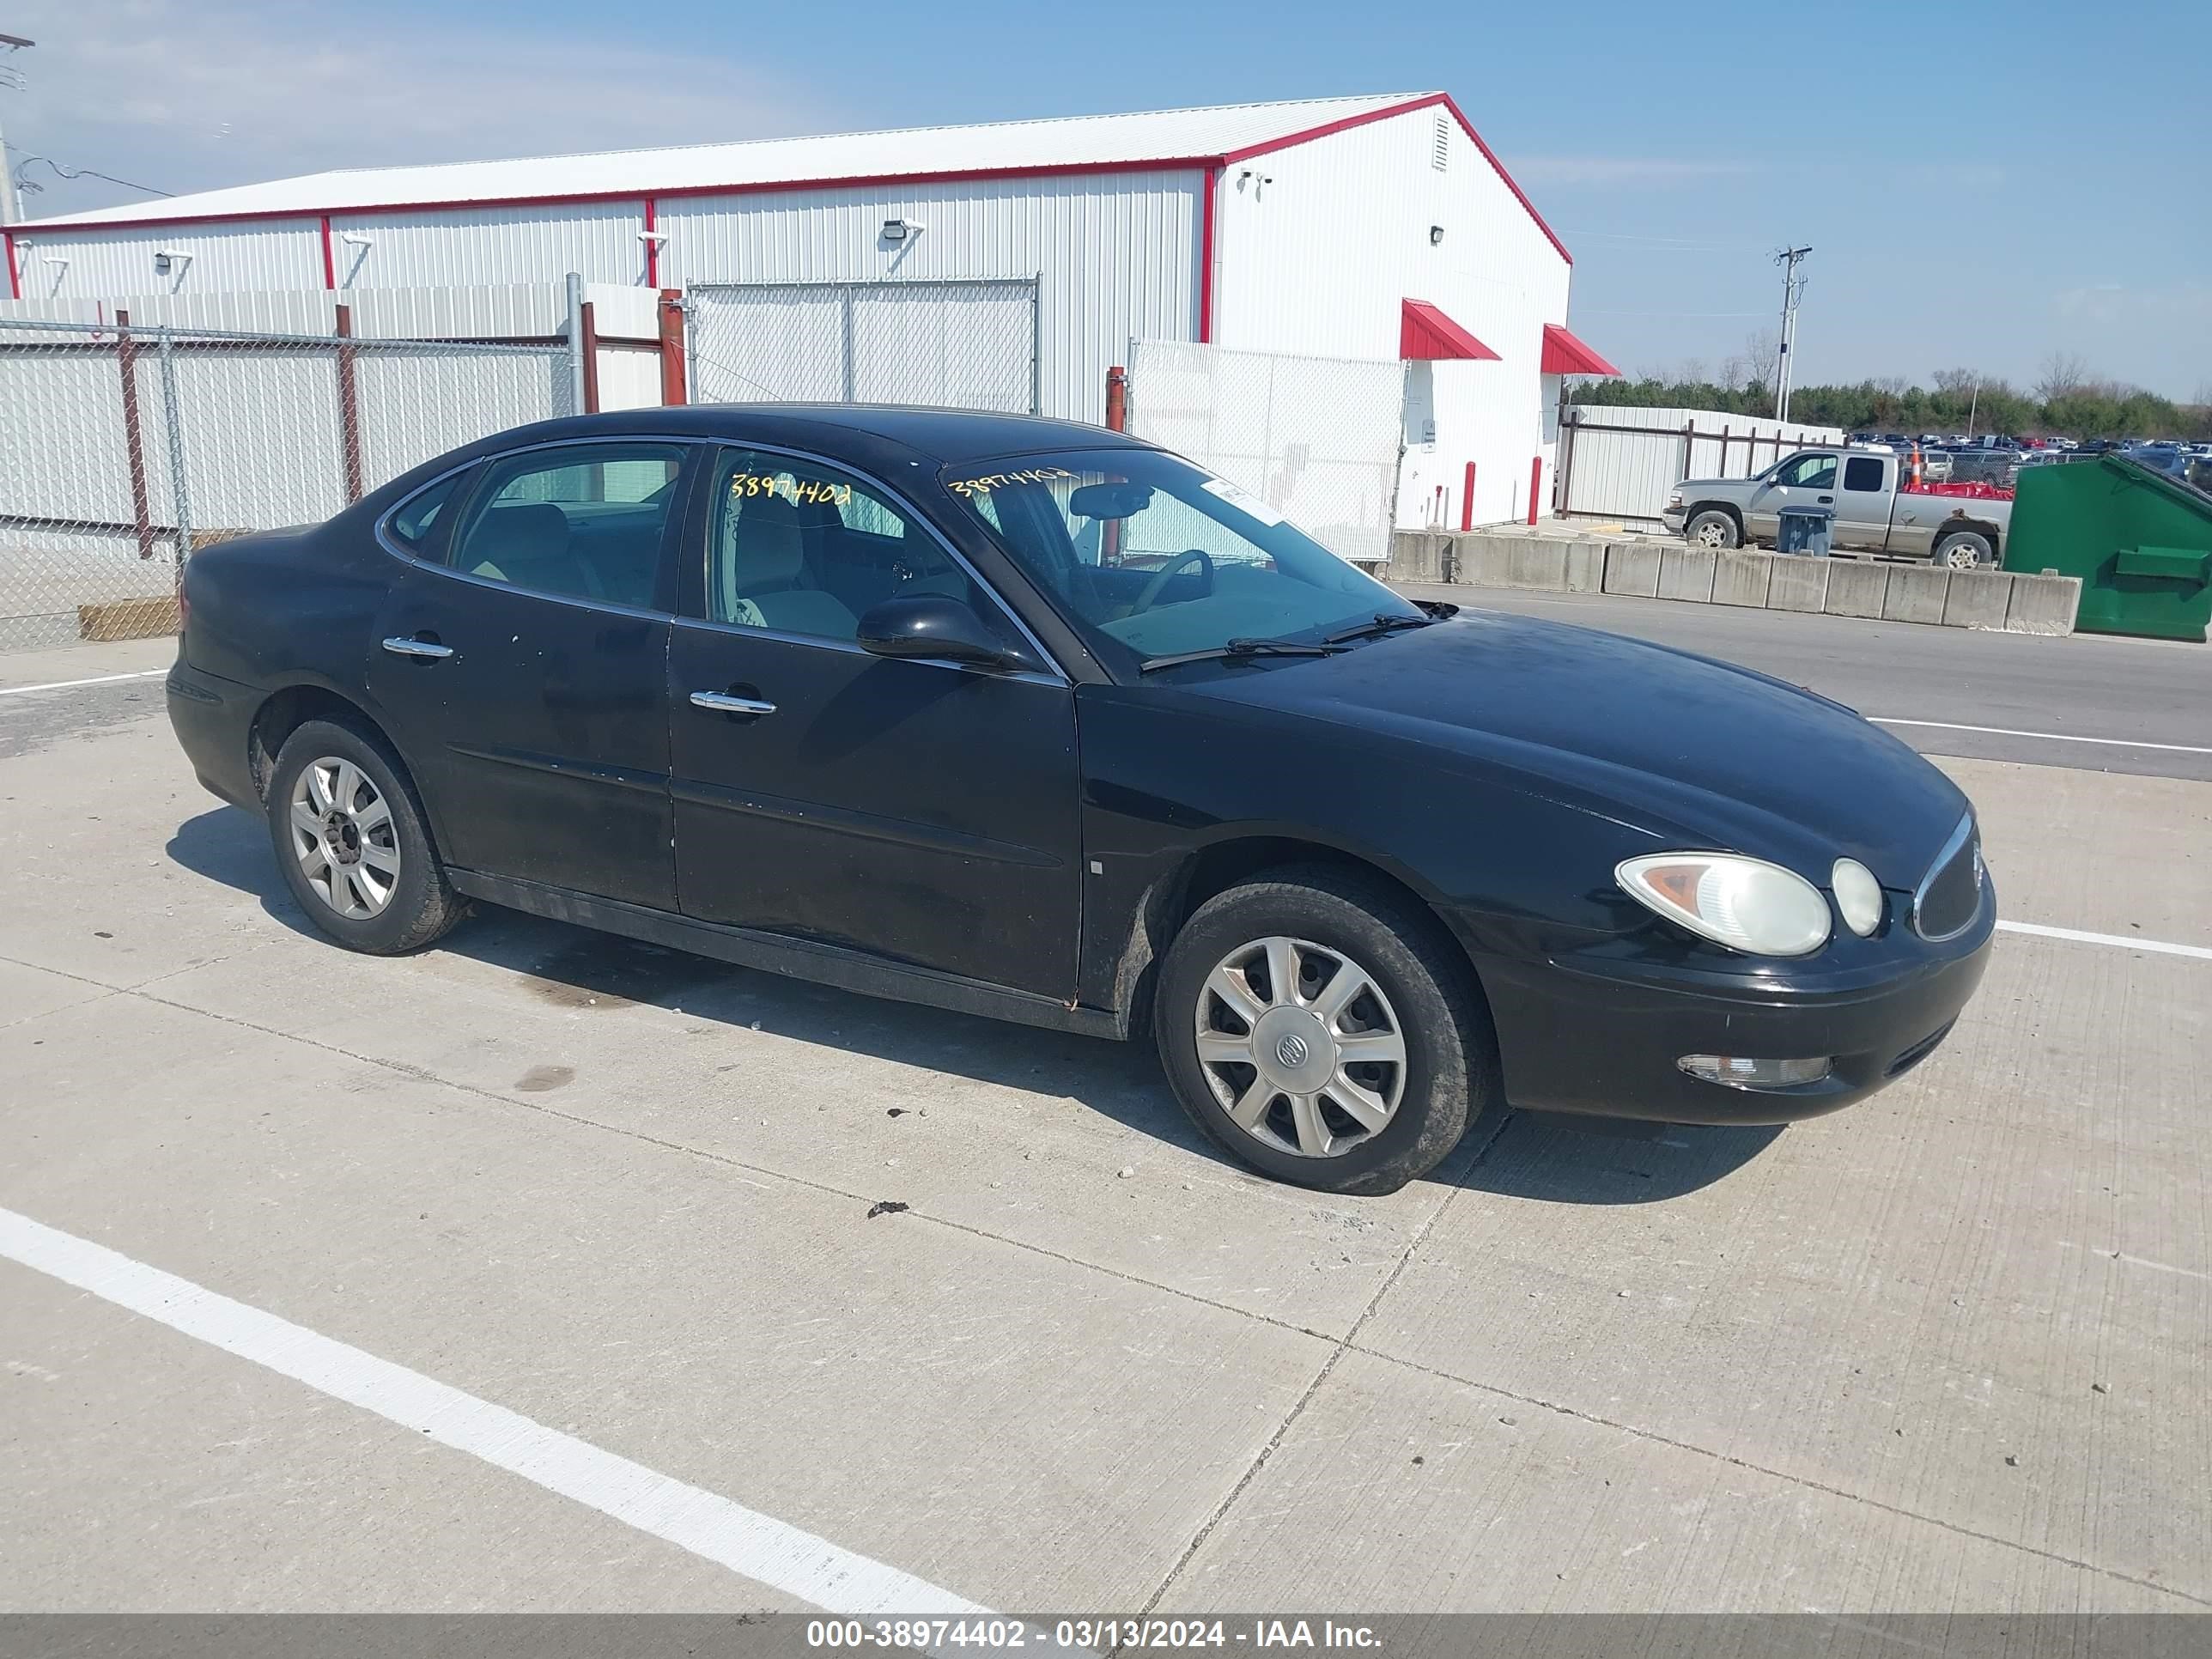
0,1205,988,1616
0,669,167,698
1998,921,2212,962
1871,718,2212,756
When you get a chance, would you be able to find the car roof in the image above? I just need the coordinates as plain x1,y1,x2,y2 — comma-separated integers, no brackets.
482,404,1151,465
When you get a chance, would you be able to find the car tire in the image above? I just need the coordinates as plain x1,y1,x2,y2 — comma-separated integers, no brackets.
1685,509,1740,550
1153,866,1502,1195
265,717,466,955
1932,530,1995,570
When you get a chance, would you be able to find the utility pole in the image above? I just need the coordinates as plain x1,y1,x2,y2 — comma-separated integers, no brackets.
0,34,33,228
1772,244,1811,422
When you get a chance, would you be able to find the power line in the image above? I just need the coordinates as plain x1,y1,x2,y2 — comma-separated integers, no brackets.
7,147,174,199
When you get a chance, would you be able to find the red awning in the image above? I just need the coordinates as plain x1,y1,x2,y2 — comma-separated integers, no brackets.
1401,299,1500,362
1540,322,1620,377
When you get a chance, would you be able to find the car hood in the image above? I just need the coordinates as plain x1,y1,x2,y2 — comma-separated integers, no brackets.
1186,611,1970,884
1674,476,1752,496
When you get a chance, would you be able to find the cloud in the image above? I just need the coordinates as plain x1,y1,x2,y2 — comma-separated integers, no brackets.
4,0,847,218
1501,155,1763,187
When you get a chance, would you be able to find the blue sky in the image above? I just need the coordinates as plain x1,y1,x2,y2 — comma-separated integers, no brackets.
7,0,2207,397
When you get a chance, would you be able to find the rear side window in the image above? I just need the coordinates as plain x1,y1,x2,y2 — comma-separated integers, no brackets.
447,442,686,611
1844,456,1886,491
386,472,464,552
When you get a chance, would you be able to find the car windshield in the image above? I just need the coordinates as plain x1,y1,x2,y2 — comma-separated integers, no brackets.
937,447,1420,671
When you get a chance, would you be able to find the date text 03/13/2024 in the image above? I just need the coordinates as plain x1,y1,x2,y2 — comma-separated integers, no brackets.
804,1619,1383,1650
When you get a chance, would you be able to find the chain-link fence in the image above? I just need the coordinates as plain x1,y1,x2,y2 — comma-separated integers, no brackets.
1124,339,1405,564
684,279,1040,413
0,318,576,650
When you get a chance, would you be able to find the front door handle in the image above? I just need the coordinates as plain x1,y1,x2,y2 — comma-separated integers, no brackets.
1817,494,1834,503
381,635,453,660
690,690,777,716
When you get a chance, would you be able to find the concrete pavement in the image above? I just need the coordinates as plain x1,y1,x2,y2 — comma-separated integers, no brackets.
0,657,2205,1617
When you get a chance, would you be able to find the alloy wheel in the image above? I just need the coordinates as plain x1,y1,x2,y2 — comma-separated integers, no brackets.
1194,935,1407,1158
288,757,400,920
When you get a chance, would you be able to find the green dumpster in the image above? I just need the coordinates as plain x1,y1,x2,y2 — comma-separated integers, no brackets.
2004,455,2212,641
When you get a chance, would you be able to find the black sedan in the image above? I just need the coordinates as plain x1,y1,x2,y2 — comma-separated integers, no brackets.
168,407,1994,1194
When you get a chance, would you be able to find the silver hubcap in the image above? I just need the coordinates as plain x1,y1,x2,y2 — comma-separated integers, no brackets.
1194,936,1407,1158
1693,520,1729,548
1944,543,1981,569
288,757,398,920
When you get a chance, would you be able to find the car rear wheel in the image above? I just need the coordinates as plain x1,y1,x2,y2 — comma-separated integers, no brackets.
1933,530,1995,570
1686,509,1740,550
266,718,465,955
1154,867,1501,1194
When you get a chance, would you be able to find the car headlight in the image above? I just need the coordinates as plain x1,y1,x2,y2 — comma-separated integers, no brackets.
1616,852,1832,957
1832,857,1883,937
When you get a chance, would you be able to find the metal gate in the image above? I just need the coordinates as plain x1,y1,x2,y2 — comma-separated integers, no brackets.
684,279,1040,413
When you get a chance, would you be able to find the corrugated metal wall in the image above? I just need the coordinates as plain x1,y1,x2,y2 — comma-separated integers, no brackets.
1209,107,1572,530
659,172,1200,422
327,202,648,290
8,218,323,301
1557,404,1848,521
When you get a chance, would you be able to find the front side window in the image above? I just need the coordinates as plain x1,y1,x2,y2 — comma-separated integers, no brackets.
707,448,987,641
1776,453,1839,490
939,448,1418,671
447,442,685,609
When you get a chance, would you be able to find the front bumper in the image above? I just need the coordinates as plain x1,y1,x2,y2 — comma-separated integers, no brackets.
1659,504,1686,532
1470,909,1995,1126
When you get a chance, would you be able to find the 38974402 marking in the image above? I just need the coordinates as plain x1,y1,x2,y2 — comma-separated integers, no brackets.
803,1618,1237,1648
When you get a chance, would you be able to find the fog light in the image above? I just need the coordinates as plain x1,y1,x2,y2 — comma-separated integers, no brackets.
1678,1054,1832,1091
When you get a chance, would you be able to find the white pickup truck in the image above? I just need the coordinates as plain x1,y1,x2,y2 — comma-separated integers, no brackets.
1660,447,2014,569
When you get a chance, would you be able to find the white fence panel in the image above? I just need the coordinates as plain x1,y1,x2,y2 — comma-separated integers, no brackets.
1126,339,1403,564
1558,404,1846,521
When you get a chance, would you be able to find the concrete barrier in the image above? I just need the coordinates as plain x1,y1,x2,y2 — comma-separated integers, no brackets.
1766,558,1830,613
1824,561,1889,619
1657,547,1717,603
1942,568,2014,629
1382,530,2082,637
1712,549,1772,608
2006,572,2084,635
1882,565,1950,624
1602,544,1662,598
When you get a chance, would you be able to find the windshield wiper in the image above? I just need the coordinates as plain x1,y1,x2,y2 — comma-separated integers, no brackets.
1323,611,1441,645
1138,637,1348,673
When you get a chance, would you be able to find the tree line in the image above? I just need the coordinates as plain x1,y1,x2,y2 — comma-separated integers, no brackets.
1567,346,2211,441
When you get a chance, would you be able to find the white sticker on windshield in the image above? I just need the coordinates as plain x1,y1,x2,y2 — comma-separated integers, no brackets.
1200,477,1285,526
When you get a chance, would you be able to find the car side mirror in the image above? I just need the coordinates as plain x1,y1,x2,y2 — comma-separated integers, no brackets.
856,593,1014,669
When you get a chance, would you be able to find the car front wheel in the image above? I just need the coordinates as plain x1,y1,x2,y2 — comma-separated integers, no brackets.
266,717,466,955
1154,867,1501,1194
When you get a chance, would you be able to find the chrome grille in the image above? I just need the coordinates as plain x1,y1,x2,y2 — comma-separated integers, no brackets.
1913,815,1985,942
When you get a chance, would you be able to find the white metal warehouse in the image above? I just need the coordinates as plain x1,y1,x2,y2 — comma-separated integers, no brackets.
5,92,1617,538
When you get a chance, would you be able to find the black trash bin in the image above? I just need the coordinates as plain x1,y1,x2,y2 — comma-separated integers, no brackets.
1777,505,1834,556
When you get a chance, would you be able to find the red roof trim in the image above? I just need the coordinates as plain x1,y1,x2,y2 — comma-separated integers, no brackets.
16,157,1224,236
1401,298,1499,362
16,94,1574,270
1540,321,1620,376
1225,91,1571,266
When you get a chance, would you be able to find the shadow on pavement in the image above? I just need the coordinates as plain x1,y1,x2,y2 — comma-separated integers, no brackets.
167,804,1781,1201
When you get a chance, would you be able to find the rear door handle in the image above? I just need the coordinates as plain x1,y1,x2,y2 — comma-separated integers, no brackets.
381,635,453,660
690,690,776,716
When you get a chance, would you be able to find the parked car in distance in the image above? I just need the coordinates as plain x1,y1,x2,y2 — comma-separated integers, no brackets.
1663,445,2013,567
168,407,1995,1195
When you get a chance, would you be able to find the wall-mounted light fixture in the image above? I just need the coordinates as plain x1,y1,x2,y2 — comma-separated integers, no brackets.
337,232,373,248
1430,225,1445,246
636,229,668,246
880,217,924,244
1235,169,1275,198
152,246,193,276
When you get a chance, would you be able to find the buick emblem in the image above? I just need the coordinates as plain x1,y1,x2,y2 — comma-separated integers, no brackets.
1274,1032,1310,1069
